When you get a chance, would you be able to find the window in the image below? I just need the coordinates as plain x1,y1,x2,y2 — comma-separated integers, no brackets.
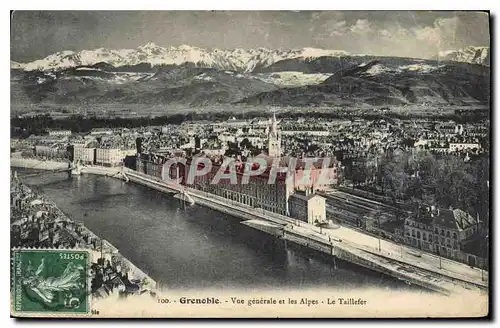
429,235,433,242
435,227,439,234
412,229,415,237
423,234,427,241
446,231,451,238
417,231,421,239
453,232,457,240
441,229,445,236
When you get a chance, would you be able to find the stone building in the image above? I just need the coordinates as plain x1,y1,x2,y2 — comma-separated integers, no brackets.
288,190,326,225
95,148,123,167
404,205,483,266
176,156,293,216
73,146,96,165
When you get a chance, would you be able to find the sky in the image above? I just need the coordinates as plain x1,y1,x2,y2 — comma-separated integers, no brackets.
10,11,490,62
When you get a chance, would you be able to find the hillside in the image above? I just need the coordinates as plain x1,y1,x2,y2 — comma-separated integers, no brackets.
238,59,490,107
11,44,490,109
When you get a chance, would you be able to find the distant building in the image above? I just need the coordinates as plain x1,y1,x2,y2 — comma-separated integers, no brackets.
449,143,481,153
47,129,72,136
236,135,265,149
437,121,458,137
90,128,113,136
95,148,123,166
281,130,330,137
455,124,465,135
136,153,166,179
73,146,96,165
34,145,67,159
288,190,326,225
225,118,249,128
293,158,339,191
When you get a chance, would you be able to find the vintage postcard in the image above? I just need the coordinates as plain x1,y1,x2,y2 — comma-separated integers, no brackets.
10,10,490,318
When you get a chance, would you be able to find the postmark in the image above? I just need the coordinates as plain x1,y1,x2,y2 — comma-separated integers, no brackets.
12,248,90,316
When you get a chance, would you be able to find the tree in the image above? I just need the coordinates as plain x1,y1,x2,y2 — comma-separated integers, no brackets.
240,138,252,149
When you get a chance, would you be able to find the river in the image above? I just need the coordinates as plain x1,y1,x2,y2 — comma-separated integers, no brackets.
15,169,420,292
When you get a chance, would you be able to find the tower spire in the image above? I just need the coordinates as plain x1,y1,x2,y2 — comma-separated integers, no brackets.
271,109,278,136
267,110,281,158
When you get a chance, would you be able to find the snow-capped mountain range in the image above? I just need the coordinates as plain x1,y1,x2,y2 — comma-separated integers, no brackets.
12,43,350,73
436,46,490,66
10,43,490,108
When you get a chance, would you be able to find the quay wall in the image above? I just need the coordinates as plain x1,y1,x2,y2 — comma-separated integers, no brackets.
241,220,284,237
273,227,450,294
332,245,449,295
81,166,123,178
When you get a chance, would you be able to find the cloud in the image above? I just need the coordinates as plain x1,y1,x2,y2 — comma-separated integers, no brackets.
413,26,441,44
378,29,390,37
361,17,459,47
304,13,472,58
326,20,348,36
350,19,372,35
308,12,346,34
11,11,489,62
411,17,459,46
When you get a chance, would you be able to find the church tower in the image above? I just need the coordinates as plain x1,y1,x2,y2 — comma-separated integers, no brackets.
267,112,281,158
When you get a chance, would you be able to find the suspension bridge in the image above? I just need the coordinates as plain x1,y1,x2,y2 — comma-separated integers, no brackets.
13,160,81,179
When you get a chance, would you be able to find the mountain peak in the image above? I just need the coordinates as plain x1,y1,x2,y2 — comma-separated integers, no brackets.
138,42,163,51
178,44,197,51
299,47,349,58
436,46,489,66
16,44,355,73
20,44,490,73
10,61,25,70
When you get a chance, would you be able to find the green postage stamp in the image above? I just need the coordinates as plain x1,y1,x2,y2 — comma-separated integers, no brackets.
12,249,90,316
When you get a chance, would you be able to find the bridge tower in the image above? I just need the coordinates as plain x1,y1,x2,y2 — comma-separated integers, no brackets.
70,160,82,176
